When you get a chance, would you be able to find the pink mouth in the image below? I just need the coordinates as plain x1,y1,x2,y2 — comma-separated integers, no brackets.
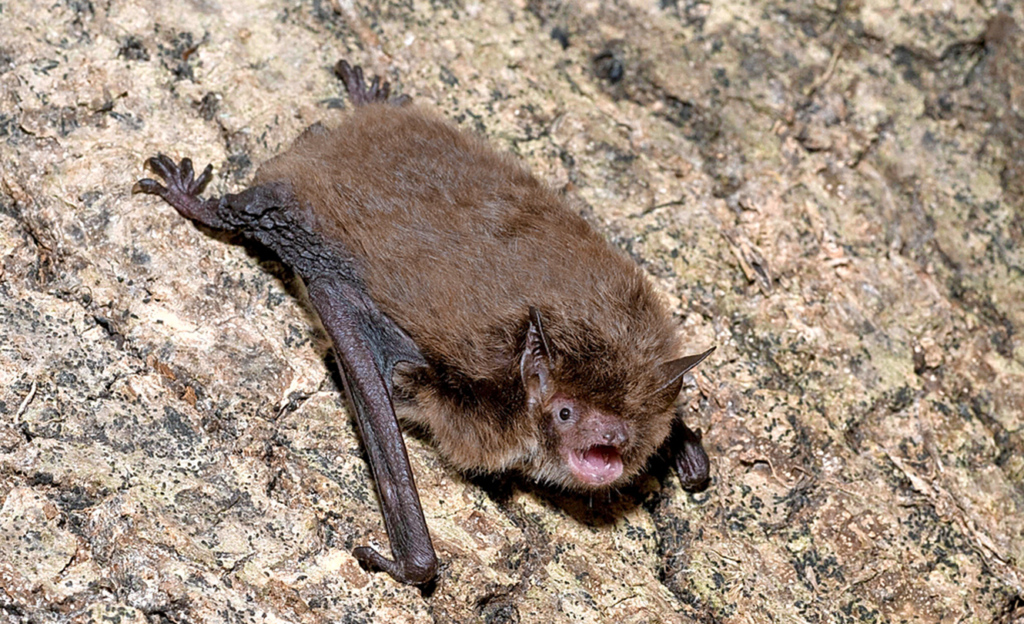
567,445,624,486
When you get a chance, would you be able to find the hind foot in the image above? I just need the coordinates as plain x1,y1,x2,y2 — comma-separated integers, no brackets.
334,60,412,107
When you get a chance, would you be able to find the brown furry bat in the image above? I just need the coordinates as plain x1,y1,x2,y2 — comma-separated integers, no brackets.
133,61,714,586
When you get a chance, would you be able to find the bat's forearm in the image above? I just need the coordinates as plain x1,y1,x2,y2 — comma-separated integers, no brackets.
307,277,437,585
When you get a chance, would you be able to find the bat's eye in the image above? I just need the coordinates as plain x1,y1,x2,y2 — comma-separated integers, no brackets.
549,396,577,425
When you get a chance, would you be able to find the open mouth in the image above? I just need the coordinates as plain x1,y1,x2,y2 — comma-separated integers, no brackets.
567,445,624,486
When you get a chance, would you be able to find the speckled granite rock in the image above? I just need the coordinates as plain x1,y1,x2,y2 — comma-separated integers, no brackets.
1,0,1021,622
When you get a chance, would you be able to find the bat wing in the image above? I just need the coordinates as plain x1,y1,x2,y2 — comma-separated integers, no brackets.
307,277,437,585
671,420,711,490
134,156,438,586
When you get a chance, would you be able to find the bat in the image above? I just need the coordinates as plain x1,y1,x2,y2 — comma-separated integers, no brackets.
133,61,714,586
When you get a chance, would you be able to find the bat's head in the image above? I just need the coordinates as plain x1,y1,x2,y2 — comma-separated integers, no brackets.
519,307,713,491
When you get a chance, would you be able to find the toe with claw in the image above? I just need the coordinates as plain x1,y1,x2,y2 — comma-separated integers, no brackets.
334,60,411,107
133,154,218,225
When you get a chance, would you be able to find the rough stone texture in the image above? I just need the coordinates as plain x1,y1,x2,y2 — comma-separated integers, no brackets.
1,0,1022,621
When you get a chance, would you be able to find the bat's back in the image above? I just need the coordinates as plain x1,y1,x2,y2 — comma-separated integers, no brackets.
254,104,679,390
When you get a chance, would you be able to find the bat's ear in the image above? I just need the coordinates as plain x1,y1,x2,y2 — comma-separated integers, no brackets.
521,306,552,409
654,346,715,404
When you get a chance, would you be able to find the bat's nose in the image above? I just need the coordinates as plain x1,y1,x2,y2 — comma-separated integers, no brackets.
600,423,628,447
582,409,629,447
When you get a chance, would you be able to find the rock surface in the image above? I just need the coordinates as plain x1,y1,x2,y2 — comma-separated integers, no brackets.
1,0,1022,622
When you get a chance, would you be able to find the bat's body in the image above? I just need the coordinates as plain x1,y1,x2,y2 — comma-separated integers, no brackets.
134,62,713,586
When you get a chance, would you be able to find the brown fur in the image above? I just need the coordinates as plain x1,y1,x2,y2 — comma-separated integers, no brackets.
255,104,687,490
